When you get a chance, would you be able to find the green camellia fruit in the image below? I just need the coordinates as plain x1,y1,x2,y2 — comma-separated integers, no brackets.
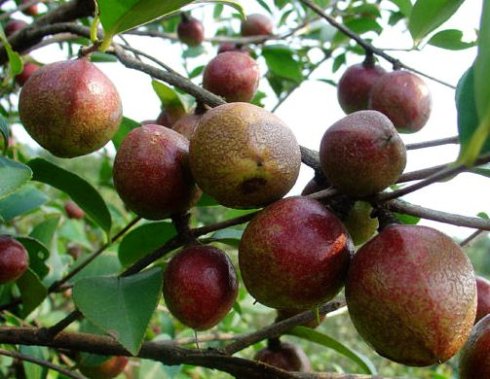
346,224,476,366
189,102,301,208
18,58,122,157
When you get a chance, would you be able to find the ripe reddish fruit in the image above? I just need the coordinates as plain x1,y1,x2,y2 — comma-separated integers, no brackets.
21,0,38,16
113,124,200,220
459,315,490,379
346,224,477,366
239,196,353,309
189,102,301,208
0,236,29,284
476,276,490,323
337,60,386,114
15,62,40,86
320,110,406,197
78,355,128,379
254,341,311,372
4,19,28,37
163,245,238,330
18,58,122,157
177,14,204,46
64,201,85,219
241,13,274,36
172,113,201,140
369,70,431,133
203,51,260,102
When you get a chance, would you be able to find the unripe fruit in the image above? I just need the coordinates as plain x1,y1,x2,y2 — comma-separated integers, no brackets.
4,19,28,37
0,235,29,283
342,201,378,246
64,201,85,220
78,355,128,379
203,52,260,102
476,276,490,323
15,62,40,86
459,315,490,379
368,70,431,133
239,197,353,309
337,60,386,114
189,102,301,208
113,124,200,220
346,224,477,366
172,113,201,140
177,14,204,46
163,245,238,330
241,13,274,37
320,110,406,197
254,341,311,372
18,58,122,158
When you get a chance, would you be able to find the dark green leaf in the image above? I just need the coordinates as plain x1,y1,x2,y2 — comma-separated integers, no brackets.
89,51,118,62
428,29,477,50
188,65,205,78
28,159,112,234
394,212,420,225
118,222,176,267
182,44,206,58
0,185,48,221
0,156,32,200
470,167,490,178
73,268,163,355
213,4,224,19
196,193,219,207
71,255,122,282
256,0,272,14
262,45,303,83
288,326,377,375
17,269,48,317
112,117,140,150
477,211,489,219
332,53,346,73
474,1,490,119
30,215,60,248
0,24,23,76
389,0,412,17
16,237,50,279
20,346,48,379
0,114,9,155
207,228,243,247
408,0,464,44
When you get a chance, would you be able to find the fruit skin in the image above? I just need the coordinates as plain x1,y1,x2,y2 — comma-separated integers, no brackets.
241,13,274,36
15,62,40,86
177,15,204,46
203,51,260,102
319,110,406,197
0,236,29,284
113,124,200,220
476,276,490,323
172,113,201,140
163,245,238,330
156,107,186,127
459,314,490,379
4,19,28,37
345,224,477,366
78,355,128,379
368,70,431,133
21,0,38,16
337,61,386,114
64,200,85,219
18,58,122,158
239,196,353,309
254,341,311,372
342,201,378,246
189,102,301,208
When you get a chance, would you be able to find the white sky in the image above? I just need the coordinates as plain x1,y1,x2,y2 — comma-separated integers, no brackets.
16,0,485,238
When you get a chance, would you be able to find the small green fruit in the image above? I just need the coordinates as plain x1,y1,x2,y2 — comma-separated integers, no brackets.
342,201,378,245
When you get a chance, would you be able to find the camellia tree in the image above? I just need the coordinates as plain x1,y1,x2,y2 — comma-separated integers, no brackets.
0,0,490,378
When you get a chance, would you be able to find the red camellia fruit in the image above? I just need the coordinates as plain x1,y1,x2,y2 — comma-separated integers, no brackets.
21,0,39,16
203,51,260,102
346,224,477,366
5,19,28,37
113,124,200,220
337,58,386,114
368,70,431,133
78,355,128,379
15,62,40,86
239,196,353,309
64,200,85,220
241,13,274,36
476,276,490,323
459,314,490,379
172,113,202,140
0,235,29,284
163,245,238,330
254,340,311,372
177,14,205,46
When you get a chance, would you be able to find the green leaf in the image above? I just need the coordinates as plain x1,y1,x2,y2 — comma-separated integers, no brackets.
15,237,50,279
89,51,118,63
0,185,47,221
389,0,412,17
262,45,303,83
470,167,490,178
394,212,420,225
71,255,122,282
207,228,243,247
0,156,32,200
474,1,490,120
118,222,176,267
30,215,60,248
288,326,377,375
428,29,477,50
17,269,48,317
28,159,112,234
73,268,163,355
196,193,219,207
112,117,140,150
0,24,23,76
408,0,464,44
0,114,9,155
151,80,188,114
20,346,48,379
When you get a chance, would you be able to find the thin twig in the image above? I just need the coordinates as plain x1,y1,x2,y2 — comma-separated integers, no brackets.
406,136,459,150
460,230,486,247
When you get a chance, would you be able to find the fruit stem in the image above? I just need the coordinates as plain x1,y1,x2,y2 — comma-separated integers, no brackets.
329,196,355,220
362,51,375,68
171,212,195,245
194,102,208,115
180,12,190,23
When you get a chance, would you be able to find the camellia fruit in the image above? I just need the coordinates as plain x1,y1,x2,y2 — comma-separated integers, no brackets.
241,13,274,36
0,235,29,284
254,340,311,372
18,58,122,157
239,196,353,309
163,245,238,330
177,14,205,46
189,102,301,208
459,314,490,379
78,355,128,379
476,276,490,323
346,224,476,366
